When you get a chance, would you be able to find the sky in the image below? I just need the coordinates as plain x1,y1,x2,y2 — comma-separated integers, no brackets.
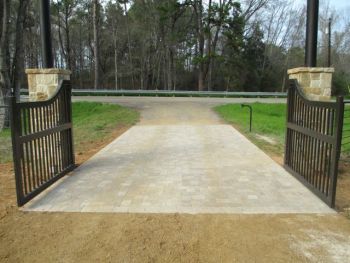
331,0,350,8
293,0,350,30
294,0,350,10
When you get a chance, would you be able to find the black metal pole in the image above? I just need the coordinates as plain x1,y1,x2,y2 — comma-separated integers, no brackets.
305,0,319,67
327,18,332,67
39,0,53,68
241,104,252,132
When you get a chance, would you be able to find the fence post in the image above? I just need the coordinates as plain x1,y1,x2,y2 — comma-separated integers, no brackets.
284,80,295,165
66,81,75,166
9,96,24,206
329,96,344,207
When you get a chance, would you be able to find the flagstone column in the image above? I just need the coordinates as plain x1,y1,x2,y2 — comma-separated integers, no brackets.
288,67,334,101
26,68,71,101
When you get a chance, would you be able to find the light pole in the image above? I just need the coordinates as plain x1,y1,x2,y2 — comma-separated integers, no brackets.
327,18,332,67
305,0,319,67
39,0,53,68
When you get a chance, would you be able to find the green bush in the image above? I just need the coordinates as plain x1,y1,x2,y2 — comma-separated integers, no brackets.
332,71,350,96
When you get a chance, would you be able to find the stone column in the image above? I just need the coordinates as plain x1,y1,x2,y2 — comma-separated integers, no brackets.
25,68,71,101
287,67,334,101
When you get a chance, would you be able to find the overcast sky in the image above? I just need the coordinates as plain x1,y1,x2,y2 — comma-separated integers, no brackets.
330,0,350,8
294,0,350,9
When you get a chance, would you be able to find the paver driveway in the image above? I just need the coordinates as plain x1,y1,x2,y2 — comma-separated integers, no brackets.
25,97,333,213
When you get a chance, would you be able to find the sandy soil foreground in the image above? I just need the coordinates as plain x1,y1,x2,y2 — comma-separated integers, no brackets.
0,209,350,263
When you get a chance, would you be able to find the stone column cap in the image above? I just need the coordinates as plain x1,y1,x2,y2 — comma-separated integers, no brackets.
287,67,334,74
25,68,72,75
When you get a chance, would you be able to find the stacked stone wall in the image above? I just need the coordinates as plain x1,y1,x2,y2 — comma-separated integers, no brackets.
26,69,71,101
288,67,334,101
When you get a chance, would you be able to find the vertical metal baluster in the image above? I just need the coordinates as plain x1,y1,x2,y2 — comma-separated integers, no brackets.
42,106,48,181
34,108,41,185
52,99,58,175
325,144,332,196
305,105,312,183
295,97,300,173
29,138,36,189
320,142,328,193
300,102,305,179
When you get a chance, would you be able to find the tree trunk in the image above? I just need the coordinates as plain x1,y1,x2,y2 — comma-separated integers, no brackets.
114,32,118,90
0,88,5,131
65,7,71,70
208,62,212,91
12,0,29,100
124,2,135,90
0,0,11,129
206,0,212,91
167,48,171,90
195,0,205,91
79,23,84,89
93,0,100,89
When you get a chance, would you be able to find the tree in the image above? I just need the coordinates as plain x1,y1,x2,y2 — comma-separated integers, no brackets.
93,0,100,89
0,0,11,129
11,0,30,99
52,0,80,71
106,2,123,90
120,0,135,90
2,0,349,94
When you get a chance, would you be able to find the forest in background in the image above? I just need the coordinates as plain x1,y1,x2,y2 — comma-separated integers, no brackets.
1,0,350,97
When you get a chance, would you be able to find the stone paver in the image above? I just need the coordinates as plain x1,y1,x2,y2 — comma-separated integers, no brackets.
24,117,333,213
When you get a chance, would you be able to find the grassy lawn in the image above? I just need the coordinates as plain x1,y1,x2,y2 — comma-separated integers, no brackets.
215,103,350,158
215,103,287,157
0,129,12,163
0,102,139,164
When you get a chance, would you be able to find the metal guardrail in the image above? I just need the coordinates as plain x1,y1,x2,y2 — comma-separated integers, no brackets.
20,89,287,98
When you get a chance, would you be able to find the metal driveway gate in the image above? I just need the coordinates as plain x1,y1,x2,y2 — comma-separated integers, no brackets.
10,80,75,206
284,79,344,207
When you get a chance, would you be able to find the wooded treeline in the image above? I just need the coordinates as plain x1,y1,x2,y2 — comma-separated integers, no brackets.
1,0,350,98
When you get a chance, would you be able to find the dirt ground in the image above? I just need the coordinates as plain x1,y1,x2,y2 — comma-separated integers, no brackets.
268,154,350,214
1,209,350,262
336,161,350,212
1,123,350,262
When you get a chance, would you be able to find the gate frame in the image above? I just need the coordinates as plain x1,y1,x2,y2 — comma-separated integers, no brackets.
284,79,344,208
10,80,75,206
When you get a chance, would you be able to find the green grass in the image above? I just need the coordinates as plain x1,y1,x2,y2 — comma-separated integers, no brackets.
215,103,350,157
343,107,350,154
72,102,139,150
215,103,287,156
0,128,12,163
215,103,286,138
0,102,139,164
